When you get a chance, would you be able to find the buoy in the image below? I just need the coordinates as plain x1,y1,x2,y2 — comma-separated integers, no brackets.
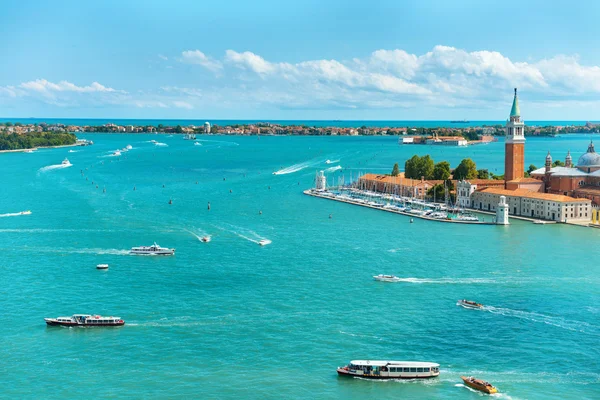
96,185,98,189
223,177,226,181
329,214,332,219
410,218,414,223
207,202,211,210
196,181,198,184
163,184,165,188
259,210,262,215
268,186,271,190
229,189,232,193
133,186,136,191
103,188,106,193
169,199,172,205
86,177,88,181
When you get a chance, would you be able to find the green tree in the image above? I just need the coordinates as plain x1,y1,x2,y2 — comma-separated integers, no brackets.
391,163,400,177
552,160,565,167
527,164,538,174
432,161,451,180
405,155,435,180
174,125,183,134
454,158,478,180
477,169,489,179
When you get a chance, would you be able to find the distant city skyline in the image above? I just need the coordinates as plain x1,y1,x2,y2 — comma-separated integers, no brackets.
2,0,600,120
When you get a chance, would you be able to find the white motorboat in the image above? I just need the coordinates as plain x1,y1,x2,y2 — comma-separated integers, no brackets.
113,150,121,156
24,149,35,153
194,142,202,146
325,159,332,164
150,140,158,144
457,299,483,309
130,242,175,256
183,133,196,140
19,210,32,215
126,144,133,150
532,220,549,224
373,274,401,282
61,158,71,166
201,236,211,243
96,264,109,270
258,239,271,246
337,360,440,379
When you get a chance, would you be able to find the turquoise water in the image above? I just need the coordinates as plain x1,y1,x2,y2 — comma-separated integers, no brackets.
1,134,599,399
1,118,599,128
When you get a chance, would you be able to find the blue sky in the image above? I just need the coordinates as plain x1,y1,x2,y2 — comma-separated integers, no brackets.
1,0,600,120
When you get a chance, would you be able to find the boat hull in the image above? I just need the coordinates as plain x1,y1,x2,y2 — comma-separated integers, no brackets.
337,368,438,380
461,376,497,394
45,319,124,327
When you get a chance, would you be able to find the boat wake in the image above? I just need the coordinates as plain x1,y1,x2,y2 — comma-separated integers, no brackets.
28,247,131,256
38,163,72,172
154,142,168,147
215,223,270,245
184,228,210,242
325,159,340,164
390,277,497,284
324,165,342,173
273,157,325,175
482,306,600,335
0,211,31,218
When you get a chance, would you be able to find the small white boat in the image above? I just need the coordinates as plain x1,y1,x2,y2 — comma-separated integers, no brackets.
258,239,271,246
25,149,35,153
96,264,109,270
373,274,401,282
126,144,133,150
61,158,71,166
194,142,202,146
201,236,211,243
325,159,332,164
113,150,121,156
155,142,168,147
150,140,158,144
457,299,483,309
532,220,548,224
19,210,32,215
68,149,76,153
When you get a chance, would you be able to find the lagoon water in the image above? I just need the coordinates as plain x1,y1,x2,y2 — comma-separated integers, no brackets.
1,134,599,399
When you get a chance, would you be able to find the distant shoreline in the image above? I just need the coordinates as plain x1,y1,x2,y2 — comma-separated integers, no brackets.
0,143,78,154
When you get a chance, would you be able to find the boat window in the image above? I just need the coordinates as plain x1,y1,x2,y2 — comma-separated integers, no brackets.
410,368,417,372
417,368,424,373
403,368,410,372
390,367,396,372
424,368,430,372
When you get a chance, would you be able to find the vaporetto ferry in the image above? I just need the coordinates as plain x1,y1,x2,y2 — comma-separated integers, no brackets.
44,314,125,327
337,360,440,379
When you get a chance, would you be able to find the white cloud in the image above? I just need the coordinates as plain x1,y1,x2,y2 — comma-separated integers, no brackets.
19,79,118,94
158,54,168,61
173,100,193,109
181,50,222,72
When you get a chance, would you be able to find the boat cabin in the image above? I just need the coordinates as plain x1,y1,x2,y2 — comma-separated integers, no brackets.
339,360,440,379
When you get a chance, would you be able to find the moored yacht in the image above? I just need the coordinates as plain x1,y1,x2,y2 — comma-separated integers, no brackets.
337,360,440,379
183,133,196,140
45,314,124,327
373,274,401,282
130,242,175,255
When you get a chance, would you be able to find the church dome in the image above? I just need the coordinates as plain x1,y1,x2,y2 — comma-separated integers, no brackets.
577,141,600,167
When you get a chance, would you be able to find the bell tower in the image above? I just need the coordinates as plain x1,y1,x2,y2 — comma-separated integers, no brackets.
505,88,525,185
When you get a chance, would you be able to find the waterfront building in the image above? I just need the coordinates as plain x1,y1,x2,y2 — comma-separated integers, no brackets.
357,173,443,198
457,179,505,208
530,141,600,205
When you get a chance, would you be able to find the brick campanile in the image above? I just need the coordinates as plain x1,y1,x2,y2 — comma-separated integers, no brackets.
505,88,525,185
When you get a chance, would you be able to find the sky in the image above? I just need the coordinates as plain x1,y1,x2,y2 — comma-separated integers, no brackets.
1,0,600,120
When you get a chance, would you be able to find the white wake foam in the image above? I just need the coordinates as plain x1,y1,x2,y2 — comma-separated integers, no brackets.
324,165,342,172
325,159,340,164
215,223,269,245
0,211,31,218
185,228,209,242
154,142,168,147
393,277,497,284
38,163,72,172
274,157,326,175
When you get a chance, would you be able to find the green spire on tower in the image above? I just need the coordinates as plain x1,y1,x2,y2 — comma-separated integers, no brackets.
510,87,520,117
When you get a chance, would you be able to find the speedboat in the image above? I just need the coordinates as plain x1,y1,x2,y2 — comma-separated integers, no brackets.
258,239,271,246
113,150,121,156
126,144,133,150
19,210,32,215
24,149,34,153
201,236,211,243
96,264,109,270
461,376,498,394
150,140,158,144
61,158,71,166
457,299,483,309
45,314,124,327
130,242,175,256
194,142,202,146
373,274,401,282
337,360,440,379
325,159,332,164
